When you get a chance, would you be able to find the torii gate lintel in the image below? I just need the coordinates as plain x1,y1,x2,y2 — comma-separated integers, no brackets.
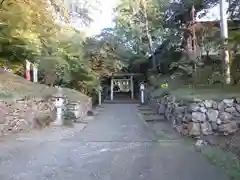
110,73,141,100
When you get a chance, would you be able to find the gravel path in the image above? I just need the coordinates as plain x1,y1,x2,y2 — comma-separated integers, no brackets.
0,104,229,180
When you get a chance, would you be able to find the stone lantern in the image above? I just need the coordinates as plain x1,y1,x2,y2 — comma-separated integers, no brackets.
139,82,145,104
52,87,66,126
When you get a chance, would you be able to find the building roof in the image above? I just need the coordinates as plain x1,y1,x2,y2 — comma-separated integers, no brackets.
196,20,240,29
112,72,142,77
187,20,240,33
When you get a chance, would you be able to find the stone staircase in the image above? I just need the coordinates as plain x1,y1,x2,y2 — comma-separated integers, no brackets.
137,104,181,140
137,104,165,122
104,99,139,104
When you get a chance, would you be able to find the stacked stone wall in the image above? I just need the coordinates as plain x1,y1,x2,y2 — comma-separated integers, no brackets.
149,94,240,137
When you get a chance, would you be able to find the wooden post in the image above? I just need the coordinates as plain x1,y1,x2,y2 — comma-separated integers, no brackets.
110,78,113,100
25,60,31,81
130,75,134,99
98,89,102,106
33,64,38,83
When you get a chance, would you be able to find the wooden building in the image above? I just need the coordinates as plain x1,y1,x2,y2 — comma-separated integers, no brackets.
183,20,240,57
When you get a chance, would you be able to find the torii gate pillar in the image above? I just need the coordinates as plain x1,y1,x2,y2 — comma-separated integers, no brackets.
130,75,134,99
110,78,114,100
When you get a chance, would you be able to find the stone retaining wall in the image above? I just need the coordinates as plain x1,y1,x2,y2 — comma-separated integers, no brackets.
0,97,55,136
148,93,240,137
0,96,92,136
64,98,92,121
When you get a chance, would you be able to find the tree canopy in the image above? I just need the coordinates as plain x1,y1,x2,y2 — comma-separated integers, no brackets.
1,0,240,95
0,0,123,95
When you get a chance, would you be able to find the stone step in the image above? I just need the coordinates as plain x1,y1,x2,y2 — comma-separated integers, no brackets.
137,105,157,115
142,115,165,122
138,105,165,121
137,106,153,111
104,100,139,104
140,111,156,115
137,105,150,108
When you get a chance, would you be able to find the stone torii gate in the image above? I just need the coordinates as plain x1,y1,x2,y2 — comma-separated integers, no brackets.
110,73,141,100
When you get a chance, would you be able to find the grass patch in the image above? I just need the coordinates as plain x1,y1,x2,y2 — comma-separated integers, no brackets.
180,136,240,180
201,146,240,180
0,72,89,101
0,91,14,98
150,77,240,101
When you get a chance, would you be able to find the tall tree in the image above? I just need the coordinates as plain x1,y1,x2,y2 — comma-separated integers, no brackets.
114,0,168,69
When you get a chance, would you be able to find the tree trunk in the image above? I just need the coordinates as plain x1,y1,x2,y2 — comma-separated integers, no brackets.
221,45,231,84
220,0,231,84
206,50,210,60
142,1,156,69
192,26,197,87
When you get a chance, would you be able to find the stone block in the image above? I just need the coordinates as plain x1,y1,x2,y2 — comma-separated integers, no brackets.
199,107,207,113
158,104,166,115
183,113,192,122
212,101,218,110
223,99,234,107
218,121,238,134
235,104,240,114
192,112,206,122
175,106,185,114
203,100,213,108
206,109,219,122
200,121,213,135
188,103,200,112
218,101,225,112
187,122,201,136
211,122,218,131
219,112,233,121
225,107,236,113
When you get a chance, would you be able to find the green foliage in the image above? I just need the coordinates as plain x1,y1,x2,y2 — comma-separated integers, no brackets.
165,0,218,26
1,0,240,95
0,0,122,95
229,0,240,19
